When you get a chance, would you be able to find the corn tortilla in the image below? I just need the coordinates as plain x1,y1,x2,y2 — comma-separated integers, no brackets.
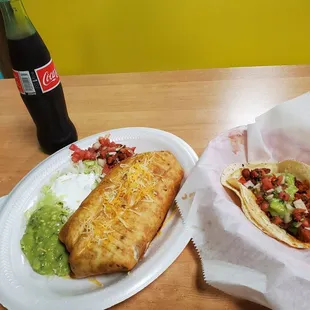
221,160,310,249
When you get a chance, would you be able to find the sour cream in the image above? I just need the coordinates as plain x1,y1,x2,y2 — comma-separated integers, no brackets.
51,172,97,210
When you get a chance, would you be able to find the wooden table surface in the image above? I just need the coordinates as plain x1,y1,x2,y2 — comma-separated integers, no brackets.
1,65,310,310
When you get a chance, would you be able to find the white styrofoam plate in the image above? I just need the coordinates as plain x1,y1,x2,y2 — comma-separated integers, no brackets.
0,195,7,210
0,127,198,310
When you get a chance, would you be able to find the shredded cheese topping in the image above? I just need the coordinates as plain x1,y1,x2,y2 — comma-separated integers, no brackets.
81,153,166,244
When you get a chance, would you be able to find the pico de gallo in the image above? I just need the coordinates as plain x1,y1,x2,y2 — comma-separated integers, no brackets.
239,167,310,243
69,136,136,174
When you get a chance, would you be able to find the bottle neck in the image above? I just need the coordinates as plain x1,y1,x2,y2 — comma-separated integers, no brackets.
0,0,35,40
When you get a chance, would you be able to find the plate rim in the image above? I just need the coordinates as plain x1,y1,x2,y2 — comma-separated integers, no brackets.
0,127,198,310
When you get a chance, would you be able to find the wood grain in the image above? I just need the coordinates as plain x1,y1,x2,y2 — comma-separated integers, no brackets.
1,65,310,309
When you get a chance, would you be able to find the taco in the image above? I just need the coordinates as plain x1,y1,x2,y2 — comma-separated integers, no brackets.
221,160,310,248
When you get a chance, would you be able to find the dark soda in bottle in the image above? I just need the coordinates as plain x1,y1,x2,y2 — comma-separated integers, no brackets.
0,0,77,154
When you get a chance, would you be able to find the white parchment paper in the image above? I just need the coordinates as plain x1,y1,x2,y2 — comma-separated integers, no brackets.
182,93,310,310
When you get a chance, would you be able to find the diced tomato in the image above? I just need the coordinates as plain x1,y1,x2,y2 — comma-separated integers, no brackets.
107,155,117,165
82,152,88,160
72,149,80,156
99,137,110,146
71,157,80,163
100,149,108,158
117,153,127,161
124,148,134,157
272,216,283,225
260,201,269,212
279,192,290,201
241,169,251,180
293,208,306,222
295,180,309,193
262,177,274,191
80,150,87,159
71,153,80,163
69,144,80,151
298,227,310,242
238,176,246,185
276,175,284,186
256,195,264,205
84,150,93,160
306,190,310,199
250,170,259,179
271,175,277,183
260,169,266,177
71,152,79,158
302,219,310,227
278,191,285,200
102,165,111,174
70,136,136,171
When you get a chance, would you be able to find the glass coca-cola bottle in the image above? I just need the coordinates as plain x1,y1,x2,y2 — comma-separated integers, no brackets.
0,0,77,154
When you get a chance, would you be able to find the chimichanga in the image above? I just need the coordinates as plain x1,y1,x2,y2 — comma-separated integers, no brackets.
59,151,184,278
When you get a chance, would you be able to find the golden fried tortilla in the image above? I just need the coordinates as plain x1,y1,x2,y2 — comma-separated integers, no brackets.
59,151,184,278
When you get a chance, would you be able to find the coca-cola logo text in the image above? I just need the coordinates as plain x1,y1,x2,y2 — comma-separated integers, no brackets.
35,59,60,93
42,69,59,87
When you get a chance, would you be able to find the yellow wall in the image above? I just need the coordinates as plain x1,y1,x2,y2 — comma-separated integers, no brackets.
24,0,310,75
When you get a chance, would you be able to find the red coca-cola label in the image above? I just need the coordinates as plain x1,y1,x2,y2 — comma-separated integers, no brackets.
35,59,60,93
12,70,25,94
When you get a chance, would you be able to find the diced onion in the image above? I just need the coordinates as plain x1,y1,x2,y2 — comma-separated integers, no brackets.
293,199,308,211
275,186,282,193
305,227,310,231
244,180,254,188
97,158,106,167
92,142,101,150
266,194,274,201
253,183,261,190
266,188,274,194
284,213,292,224
286,203,294,212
